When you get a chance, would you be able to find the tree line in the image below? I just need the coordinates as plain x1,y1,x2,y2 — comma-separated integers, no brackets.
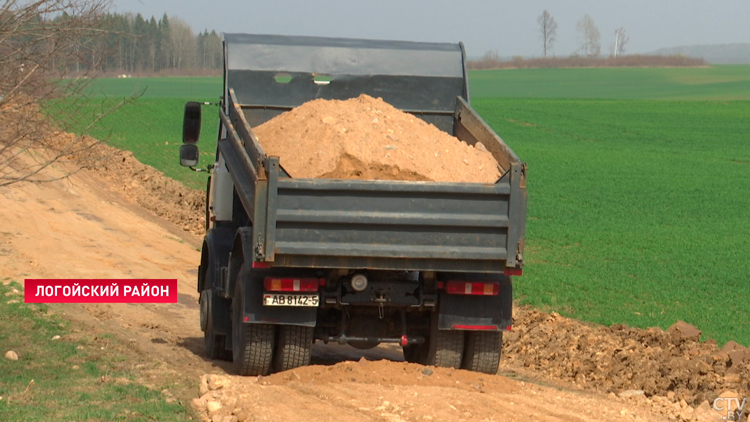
57,11,222,74
1,1,225,187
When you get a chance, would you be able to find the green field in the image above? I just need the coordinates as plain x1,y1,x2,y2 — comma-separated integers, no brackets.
64,97,220,189
470,65,750,100
84,76,222,99
473,98,750,345
62,67,750,346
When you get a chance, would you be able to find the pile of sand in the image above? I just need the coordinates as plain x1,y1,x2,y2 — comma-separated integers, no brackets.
253,94,501,183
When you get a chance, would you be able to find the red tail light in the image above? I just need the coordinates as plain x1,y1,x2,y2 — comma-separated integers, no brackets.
252,262,271,269
263,278,321,292
445,281,499,296
503,268,523,276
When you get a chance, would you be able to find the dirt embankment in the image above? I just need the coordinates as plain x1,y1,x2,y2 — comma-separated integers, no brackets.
504,307,750,408
83,139,206,236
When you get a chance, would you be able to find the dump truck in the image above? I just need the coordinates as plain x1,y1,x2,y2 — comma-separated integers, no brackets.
179,33,527,375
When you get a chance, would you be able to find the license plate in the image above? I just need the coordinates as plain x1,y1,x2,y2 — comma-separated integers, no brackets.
263,293,319,307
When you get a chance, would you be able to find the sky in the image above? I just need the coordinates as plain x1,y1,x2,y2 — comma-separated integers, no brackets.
112,0,750,58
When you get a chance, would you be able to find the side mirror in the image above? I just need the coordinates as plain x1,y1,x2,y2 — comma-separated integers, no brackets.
183,102,202,144
180,144,199,167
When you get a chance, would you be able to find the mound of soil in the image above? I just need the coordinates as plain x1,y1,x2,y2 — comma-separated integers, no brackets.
86,141,205,235
254,94,501,183
504,306,750,407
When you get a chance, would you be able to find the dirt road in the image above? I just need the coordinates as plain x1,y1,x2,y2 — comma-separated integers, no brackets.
0,156,741,422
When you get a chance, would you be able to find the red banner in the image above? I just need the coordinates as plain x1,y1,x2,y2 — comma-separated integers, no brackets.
24,279,178,303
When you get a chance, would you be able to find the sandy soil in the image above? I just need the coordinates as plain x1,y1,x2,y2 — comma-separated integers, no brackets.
254,94,501,183
192,361,668,422
1,143,747,421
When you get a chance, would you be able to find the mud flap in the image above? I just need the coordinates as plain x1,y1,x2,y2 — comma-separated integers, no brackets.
436,274,512,331
201,228,235,338
200,227,234,293
207,289,232,336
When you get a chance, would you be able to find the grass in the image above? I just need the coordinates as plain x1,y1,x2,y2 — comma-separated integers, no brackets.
473,98,750,345
94,97,219,190
51,96,219,190
54,76,222,189
83,76,222,99
55,67,750,346
0,282,190,421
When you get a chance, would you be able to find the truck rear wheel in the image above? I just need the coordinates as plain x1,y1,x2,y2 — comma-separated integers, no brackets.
427,329,465,368
461,331,502,374
232,267,275,376
273,325,313,372
404,327,464,368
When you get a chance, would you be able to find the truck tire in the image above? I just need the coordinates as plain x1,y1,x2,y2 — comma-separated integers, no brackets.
232,268,275,376
404,329,464,368
273,325,313,372
200,289,227,360
427,329,465,368
461,331,502,374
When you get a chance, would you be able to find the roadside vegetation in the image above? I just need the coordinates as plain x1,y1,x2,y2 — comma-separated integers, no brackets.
0,282,190,421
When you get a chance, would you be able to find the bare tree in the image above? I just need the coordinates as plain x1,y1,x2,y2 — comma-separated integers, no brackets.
576,14,601,57
168,17,195,71
537,10,557,58
0,0,133,186
613,27,629,58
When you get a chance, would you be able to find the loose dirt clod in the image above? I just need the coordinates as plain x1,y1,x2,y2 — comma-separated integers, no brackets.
205,400,222,416
667,320,702,342
254,94,501,183
4,288,20,296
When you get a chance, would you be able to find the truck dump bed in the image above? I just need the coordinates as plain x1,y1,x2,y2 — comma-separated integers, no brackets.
218,34,526,273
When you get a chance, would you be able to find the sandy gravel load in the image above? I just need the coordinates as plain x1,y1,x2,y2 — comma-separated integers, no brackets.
254,94,501,183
